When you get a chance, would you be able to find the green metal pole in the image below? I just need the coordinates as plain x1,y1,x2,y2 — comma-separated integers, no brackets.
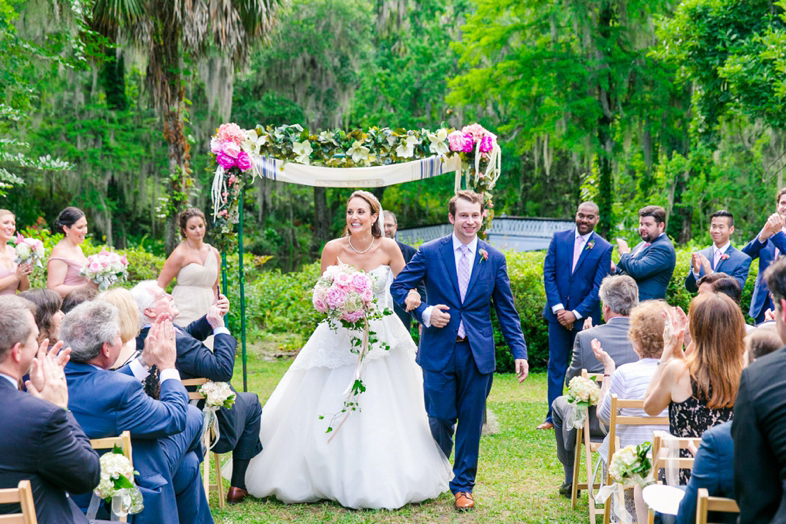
221,252,228,296
238,190,248,393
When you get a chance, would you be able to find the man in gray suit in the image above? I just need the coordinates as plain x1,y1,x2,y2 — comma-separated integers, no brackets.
551,275,640,497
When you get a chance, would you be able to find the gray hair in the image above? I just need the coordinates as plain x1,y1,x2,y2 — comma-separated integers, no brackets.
383,210,397,224
598,275,639,316
0,296,35,362
60,300,120,363
130,280,160,327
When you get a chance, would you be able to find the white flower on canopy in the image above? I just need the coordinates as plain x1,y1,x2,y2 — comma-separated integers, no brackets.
347,140,370,164
242,130,266,156
396,135,420,158
427,128,449,156
293,140,313,164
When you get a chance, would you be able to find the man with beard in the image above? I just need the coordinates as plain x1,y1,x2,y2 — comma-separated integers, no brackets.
540,202,612,430
614,205,676,301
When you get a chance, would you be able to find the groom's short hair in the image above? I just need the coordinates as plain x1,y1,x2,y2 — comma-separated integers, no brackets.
449,190,484,216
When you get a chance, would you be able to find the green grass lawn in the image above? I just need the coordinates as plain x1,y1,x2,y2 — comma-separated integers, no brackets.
210,351,595,523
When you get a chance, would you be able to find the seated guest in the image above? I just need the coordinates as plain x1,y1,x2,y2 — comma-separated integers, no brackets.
0,295,100,522
62,300,213,524
20,289,65,347
695,273,755,333
677,330,782,524
552,275,639,497
685,210,751,293
131,280,263,504
733,257,786,522
61,287,97,314
99,288,145,369
645,293,744,484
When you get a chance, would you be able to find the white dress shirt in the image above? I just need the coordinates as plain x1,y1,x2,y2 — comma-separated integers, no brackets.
551,229,592,320
422,234,478,328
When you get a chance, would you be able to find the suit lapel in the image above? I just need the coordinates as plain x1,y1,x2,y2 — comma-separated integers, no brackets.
465,240,488,299
438,236,461,301
571,231,594,276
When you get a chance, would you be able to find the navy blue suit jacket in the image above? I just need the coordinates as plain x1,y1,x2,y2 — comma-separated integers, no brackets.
542,229,612,324
684,245,751,293
65,361,189,524
742,232,786,321
0,379,100,523
616,234,676,301
676,421,735,524
390,235,527,374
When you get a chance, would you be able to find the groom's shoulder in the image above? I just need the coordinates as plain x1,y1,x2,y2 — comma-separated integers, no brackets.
419,236,450,252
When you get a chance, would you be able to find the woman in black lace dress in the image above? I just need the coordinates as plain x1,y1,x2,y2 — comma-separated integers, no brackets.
644,292,744,483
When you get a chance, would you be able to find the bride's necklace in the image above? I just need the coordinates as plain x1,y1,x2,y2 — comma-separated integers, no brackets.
348,236,374,254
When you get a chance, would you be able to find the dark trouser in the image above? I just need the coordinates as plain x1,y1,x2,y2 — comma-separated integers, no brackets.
546,321,581,423
552,396,604,483
423,340,493,494
213,391,263,460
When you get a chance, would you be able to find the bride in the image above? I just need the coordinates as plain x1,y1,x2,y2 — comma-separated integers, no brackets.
242,190,452,509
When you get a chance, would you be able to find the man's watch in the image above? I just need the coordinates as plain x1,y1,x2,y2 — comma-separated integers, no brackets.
137,354,151,371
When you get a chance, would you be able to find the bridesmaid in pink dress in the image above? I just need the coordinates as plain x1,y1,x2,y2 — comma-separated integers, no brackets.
47,207,97,299
0,209,32,295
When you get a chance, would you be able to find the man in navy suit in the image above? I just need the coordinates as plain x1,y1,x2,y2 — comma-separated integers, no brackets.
614,205,676,301
62,300,213,524
742,188,786,324
541,201,612,429
0,296,100,523
383,210,425,330
132,281,262,504
391,190,528,511
685,210,751,293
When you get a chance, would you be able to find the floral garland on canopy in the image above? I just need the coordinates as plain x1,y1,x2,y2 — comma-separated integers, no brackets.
208,122,502,249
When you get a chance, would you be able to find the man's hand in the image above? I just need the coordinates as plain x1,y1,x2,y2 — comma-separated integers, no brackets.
142,314,177,370
214,294,230,316
616,238,631,255
515,359,529,383
583,317,593,331
765,308,776,321
430,305,451,328
206,303,226,330
690,252,701,273
610,260,616,273
591,338,614,374
26,347,70,410
696,253,712,275
404,290,421,312
557,310,576,328
761,213,784,240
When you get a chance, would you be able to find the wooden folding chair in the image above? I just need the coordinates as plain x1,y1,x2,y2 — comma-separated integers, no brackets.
182,378,226,509
602,394,669,524
570,370,605,523
646,431,702,524
0,480,38,524
89,431,133,522
695,488,739,524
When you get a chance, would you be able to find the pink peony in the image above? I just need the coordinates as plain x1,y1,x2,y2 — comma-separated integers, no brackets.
14,233,23,245
341,310,364,323
89,260,101,272
361,288,373,302
312,295,328,313
216,123,245,146
448,131,467,152
236,151,252,171
461,134,475,153
216,152,236,170
221,142,241,159
334,272,352,289
120,255,128,266
210,138,222,154
478,135,495,153
461,123,494,142
350,273,370,294
325,287,348,309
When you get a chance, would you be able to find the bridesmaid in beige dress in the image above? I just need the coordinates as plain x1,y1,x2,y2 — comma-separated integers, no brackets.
47,207,98,298
0,209,31,295
158,208,220,345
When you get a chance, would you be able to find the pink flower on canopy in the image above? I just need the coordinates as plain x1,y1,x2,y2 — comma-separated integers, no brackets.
334,272,352,289
218,210,229,218
216,123,245,146
461,134,475,153
341,310,364,323
221,142,241,159
350,273,370,294
325,287,348,309
228,175,236,186
448,131,467,152
236,151,252,171
461,124,495,143
478,135,495,153
210,138,222,154
216,152,236,170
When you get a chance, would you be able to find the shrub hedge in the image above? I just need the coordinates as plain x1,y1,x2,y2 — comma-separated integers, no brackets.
17,226,759,373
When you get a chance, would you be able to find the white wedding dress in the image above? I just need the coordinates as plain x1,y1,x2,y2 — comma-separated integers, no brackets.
243,265,452,509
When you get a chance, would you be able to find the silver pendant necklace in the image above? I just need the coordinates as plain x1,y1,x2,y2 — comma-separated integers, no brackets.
348,236,374,254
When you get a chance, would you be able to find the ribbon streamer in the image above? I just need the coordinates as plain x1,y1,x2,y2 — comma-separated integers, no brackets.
202,406,221,451
211,165,226,219
329,317,371,443
565,402,589,430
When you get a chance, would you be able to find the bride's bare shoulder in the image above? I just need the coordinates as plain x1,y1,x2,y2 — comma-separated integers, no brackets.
378,237,399,253
322,238,347,257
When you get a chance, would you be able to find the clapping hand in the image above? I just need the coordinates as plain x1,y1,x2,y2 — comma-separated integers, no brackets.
143,314,177,370
405,290,421,312
26,340,70,410
583,316,593,331
616,238,631,255
696,253,712,275
761,213,784,240
765,308,776,322
661,307,686,362
591,338,614,374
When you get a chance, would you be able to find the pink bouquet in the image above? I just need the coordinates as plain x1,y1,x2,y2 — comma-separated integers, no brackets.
79,250,129,291
312,263,376,328
447,124,497,154
13,234,45,267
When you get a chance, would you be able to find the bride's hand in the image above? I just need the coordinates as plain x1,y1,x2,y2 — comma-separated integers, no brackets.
405,289,421,312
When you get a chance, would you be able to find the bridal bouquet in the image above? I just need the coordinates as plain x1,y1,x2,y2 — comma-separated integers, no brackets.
79,250,129,291
12,234,45,267
198,380,236,450
95,447,143,516
312,262,391,438
564,375,601,429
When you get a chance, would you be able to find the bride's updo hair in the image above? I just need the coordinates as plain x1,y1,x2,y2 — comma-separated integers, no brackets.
345,190,382,239
54,207,85,235
179,208,207,239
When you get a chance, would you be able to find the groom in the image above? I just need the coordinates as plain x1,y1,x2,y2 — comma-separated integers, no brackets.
391,189,529,511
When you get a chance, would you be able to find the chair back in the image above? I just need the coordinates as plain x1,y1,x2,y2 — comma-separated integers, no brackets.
182,378,209,401
695,488,739,524
606,394,669,468
88,431,133,522
651,431,701,485
0,480,37,524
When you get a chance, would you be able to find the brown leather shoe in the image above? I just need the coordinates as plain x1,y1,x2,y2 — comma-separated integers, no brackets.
226,486,249,504
454,491,475,510
536,421,554,430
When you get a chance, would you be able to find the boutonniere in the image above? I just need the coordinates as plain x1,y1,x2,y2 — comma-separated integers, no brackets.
720,253,729,261
478,248,489,263
585,240,595,251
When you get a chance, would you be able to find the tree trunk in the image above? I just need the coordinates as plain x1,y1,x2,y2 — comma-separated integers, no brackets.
596,1,614,238
313,186,330,255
